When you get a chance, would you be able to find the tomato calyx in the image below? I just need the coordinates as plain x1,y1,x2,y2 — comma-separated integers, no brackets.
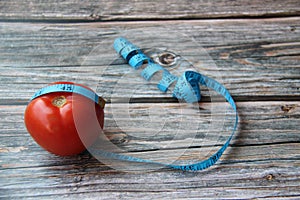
52,96,67,107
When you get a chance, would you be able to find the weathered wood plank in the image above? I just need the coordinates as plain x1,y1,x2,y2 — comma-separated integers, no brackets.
1,153,299,198
1,102,299,165
1,159,299,199
0,101,299,198
0,18,299,104
0,0,299,21
1,101,299,153
1,18,299,66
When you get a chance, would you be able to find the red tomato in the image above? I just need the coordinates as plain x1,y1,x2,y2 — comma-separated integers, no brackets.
24,82,104,156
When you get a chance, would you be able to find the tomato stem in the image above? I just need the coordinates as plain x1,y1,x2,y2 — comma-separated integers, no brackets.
52,96,67,108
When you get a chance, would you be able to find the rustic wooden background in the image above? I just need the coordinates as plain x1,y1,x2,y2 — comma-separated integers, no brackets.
1,0,300,199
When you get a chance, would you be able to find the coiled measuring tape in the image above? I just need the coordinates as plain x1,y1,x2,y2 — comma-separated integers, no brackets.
105,37,239,171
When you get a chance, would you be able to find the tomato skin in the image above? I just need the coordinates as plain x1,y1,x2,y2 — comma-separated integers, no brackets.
24,82,104,156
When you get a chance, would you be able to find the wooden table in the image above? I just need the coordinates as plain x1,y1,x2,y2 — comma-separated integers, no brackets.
1,1,299,199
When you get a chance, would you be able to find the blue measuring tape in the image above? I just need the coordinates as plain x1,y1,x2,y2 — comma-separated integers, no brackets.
30,38,238,172
107,37,239,171
30,83,106,109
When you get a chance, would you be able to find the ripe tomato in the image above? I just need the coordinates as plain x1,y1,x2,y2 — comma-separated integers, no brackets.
24,82,104,156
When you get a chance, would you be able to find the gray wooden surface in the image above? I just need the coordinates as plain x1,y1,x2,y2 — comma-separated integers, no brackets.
1,1,300,199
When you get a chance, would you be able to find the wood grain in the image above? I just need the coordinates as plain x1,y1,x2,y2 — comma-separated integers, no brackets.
1,0,300,198
0,0,299,21
0,18,299,104
0,101,299,198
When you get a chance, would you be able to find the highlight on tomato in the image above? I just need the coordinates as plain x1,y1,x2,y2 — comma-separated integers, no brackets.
24,82,105,156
